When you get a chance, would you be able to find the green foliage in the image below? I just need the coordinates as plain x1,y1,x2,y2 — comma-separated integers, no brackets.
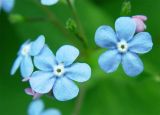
66,18,77,33
8,14,25,24
1,0,160,115
120,0,132,16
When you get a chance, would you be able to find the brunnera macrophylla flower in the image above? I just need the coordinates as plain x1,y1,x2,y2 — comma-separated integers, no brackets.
29,45,91,101
41,0,59,6
0,0,15,13
11,35,45,79
28,99,61,115
95,17,153,77
132,15,147,32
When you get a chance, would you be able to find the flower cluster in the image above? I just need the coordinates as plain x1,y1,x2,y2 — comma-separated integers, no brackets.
28,99,61,115
11,16,153,105
95,17,153,77
11,35,91,101
0,0,15,13
8,0,154,114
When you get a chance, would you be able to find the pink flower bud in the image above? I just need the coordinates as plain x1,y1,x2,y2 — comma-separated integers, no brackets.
24,88,42,99
132,15,147,32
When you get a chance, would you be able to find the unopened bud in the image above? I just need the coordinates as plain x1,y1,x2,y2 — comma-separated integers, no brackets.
8,14,24,24
66,18,77,33
132,15,147,32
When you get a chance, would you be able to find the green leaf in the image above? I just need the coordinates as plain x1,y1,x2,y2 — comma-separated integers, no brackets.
120,0,132,16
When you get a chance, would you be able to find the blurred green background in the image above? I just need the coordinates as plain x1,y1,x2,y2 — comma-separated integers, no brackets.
1,0,160,115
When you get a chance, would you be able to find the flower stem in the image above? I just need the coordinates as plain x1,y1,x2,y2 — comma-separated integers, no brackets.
72,87,86,115
66,0,88,48
33,0,68,35
32,0,83,48
26,16,47,22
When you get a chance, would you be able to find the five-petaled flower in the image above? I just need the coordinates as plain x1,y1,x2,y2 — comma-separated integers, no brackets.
29,45,91,101
28,99,61,115
41,0,59,6
0,0,15,13
95,17,153,77
11,35,45,79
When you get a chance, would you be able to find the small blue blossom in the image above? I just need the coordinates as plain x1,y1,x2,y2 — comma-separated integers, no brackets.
0,0,15,13
95,17,153,77
41,0,59,6
28,99,61,115
11,35,45,78
29,45,91,101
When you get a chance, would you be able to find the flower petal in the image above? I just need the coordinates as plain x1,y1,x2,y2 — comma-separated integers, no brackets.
18,40,31,55
28,100,44,115
33,93,42,100
122,52,144,77
0,1,2,11
65,63,91,82
129,32,153,54
30,35,45,56
2,0,15,12
53,77,79,101
24,88,42,99
29,71,55,94
24,88,35,96
56,45,79,66
41,0,58,6
95,25,117,48
10,56,23,75
115,17,136,41
41,109,61,115
20,56,33,78
98,50,121,73
132,18,146,32
34,45,56,71
132,15,147,21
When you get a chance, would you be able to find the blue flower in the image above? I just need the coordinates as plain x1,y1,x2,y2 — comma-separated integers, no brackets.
29,45,91,101
28,99,61,115
11,35,45,78
41,0,59,6
95,17,153,77
0,0,15,13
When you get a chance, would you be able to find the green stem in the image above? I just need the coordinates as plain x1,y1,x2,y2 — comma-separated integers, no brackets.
72,87,86,115
25,16,47,22
32,0,83,48
66,0,88,48
33,0,68,36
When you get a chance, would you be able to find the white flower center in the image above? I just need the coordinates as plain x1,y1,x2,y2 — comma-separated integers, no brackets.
53,64,65,77
21,44,31,56
117,40,128,53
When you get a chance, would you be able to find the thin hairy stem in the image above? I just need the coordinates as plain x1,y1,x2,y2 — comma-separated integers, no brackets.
32,0,84,48
72,87,86,115
66,0,88,48
25,16,47,22
33,0,68,36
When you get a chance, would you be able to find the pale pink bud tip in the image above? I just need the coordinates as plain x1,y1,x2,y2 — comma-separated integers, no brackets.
24,88,35,96
132,15,147,32
24,88,42,99
33,93,42,100
132,15,147,21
